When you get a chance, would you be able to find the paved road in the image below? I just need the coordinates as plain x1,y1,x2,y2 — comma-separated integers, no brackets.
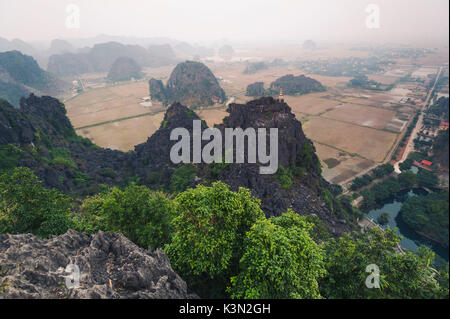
394,66,443,173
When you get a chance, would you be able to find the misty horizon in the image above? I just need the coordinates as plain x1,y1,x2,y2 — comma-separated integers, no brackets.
0,0,449,47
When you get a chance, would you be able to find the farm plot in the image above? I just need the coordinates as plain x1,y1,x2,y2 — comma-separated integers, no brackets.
313,143,375,184
77,113,165,151
303,117,397,162
284,93,342,115
65,81,163,128
321,103,396,129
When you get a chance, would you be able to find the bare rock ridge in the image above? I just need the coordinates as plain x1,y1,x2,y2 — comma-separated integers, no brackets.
0,230,198,299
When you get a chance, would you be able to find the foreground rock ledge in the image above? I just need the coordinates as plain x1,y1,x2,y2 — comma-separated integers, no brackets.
0,230,198,299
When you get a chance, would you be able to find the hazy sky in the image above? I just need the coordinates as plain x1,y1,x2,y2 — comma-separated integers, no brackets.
0,0,448,45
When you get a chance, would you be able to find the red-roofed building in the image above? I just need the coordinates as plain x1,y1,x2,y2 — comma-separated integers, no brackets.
421,160,432,166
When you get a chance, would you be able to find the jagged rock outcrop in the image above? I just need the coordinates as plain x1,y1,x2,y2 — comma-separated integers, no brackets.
0,95,128,194
149,78,166,103
150,61,226,108
131,102,207,183
107,57,143,82
246,82,265,97
211,97,351,236
270,74,325,95
0,230,198,299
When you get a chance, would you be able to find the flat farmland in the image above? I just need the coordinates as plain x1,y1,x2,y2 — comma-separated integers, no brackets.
284,93,342,115
321,103,396,129
78,113,164,151
302,117,397,162
65,81,164,128
368,74,399,85
313,143,375,184
304,74,352,88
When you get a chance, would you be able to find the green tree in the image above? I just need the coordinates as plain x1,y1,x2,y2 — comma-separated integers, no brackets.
169,165,197,193
0,167,73,237
398,171,418,188
77,185,175,249
165,182,265,298
418,169,439,188
229,211,326,299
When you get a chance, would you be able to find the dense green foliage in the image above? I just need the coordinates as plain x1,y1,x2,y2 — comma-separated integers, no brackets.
275,165,293,189
229,212,326,299
400,191,449,248
0,167,73,237
165,182,265,298
76,185,175,249
320,228,446,299
0,144,25,173
169,165,197,193
399,159,414,172
417,169,439,189
0,168,447,299
360,169,439,210
350,164,394,191
378,212,389,225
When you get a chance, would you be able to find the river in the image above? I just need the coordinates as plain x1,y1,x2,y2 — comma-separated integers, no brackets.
366,188,449,264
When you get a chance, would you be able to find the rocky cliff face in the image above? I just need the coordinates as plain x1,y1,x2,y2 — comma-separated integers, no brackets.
151,61,226,108
0,95,128,194
212,97,351,235
107,57,143,82
149,78,167,103
0,230,198,299
246,81,265,97
270,74,325,95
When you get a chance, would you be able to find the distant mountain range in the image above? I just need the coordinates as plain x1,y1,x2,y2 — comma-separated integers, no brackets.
0,51,69,107
47,41,179,77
